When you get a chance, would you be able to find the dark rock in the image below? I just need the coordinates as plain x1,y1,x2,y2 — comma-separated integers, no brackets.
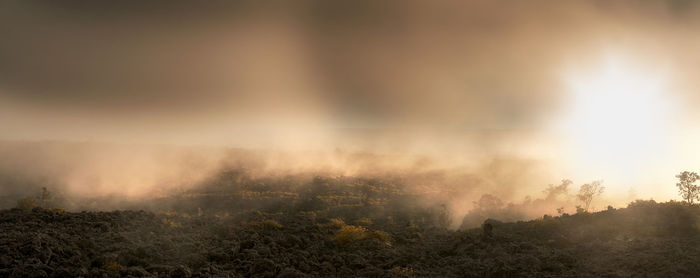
170,264,192,278
251,258,277,276
277,267,306,278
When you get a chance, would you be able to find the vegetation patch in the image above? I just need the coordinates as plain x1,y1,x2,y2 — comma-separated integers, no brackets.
332,224,391,246
248,219,283,230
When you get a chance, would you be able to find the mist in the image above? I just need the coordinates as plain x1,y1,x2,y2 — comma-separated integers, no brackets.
3,0,700,214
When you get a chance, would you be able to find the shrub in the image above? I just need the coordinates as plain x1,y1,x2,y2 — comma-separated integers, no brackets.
52,208,66,213
296,211,317,221
262,219,283,229
389,266,414,277
162,218,181,228
156,210,178,216
296,196,327,211
16,197,36,210
355,217,373,226
105,261,120,271
331,225,391,246
332,225,368,246
249,219,283,230
365,230,391,246
320,218,346,229
38,187,52,207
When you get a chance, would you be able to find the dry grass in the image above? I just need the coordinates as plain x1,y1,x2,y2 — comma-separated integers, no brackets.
249,219,284,230
332,224,391,246
16,197,36,210
52,208,66,213
364,230,391,245
389,266,415,277
355,217,373,226
162,218,182,228
319,218,346,229
332,225,368,246
105,261,120,271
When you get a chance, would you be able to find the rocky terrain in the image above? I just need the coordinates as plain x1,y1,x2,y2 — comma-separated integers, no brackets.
2,200,700,277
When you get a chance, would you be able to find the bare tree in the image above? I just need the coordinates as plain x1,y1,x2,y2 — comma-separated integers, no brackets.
577,181,604,212
676,171,700,204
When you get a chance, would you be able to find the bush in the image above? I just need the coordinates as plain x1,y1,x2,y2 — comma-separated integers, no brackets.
625,200,699,236
355,217,373,226
105,261,120,271
320,218,346,229
332,225,368,246
365,230,391,246
389,266,414,277
52,208,67,213
249,219,283,230
295,196,327,211
331,225,391,246
162,218,182,228
16,197,36,210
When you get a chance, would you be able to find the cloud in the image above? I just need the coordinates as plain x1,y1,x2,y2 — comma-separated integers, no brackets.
1,1,700,202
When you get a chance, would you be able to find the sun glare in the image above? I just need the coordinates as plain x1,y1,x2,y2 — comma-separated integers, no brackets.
561,58,672,183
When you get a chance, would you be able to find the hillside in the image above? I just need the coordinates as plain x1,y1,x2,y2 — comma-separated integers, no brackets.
2,199,700,277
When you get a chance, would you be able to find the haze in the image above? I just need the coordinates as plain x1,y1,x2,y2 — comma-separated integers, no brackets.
3,0,700,206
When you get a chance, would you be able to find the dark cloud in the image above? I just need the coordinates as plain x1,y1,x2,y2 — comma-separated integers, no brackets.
1,0,699,140
3,0,700,208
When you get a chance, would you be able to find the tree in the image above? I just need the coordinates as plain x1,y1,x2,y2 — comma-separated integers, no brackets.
675,171,700,204
577,181,604,212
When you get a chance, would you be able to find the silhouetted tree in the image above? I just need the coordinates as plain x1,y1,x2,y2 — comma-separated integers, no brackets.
577,181,604,212
675,171,700,204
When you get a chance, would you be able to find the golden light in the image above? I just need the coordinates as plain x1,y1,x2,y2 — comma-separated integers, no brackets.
560,57,673,184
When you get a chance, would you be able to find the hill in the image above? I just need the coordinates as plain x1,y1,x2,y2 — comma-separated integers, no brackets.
2,200,700,277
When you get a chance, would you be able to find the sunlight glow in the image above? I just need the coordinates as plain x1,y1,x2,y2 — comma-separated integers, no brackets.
561,58,672,184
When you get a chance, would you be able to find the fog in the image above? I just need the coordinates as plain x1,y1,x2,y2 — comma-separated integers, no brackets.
3,1,700,214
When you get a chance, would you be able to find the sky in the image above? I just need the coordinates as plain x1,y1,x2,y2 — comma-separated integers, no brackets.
2,0,700,202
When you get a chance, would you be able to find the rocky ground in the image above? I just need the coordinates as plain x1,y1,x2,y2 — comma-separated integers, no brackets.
2,202,700,278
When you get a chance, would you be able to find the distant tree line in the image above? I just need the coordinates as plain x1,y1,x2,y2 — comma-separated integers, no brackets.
461,179,607,229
